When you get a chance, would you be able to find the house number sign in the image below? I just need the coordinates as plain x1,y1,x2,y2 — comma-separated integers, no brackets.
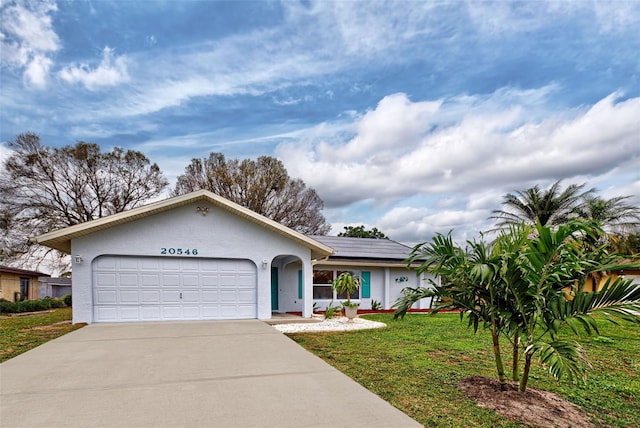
160,248,199,255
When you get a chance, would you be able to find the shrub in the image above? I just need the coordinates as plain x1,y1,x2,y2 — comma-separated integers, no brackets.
371,299,382,310
16,299,50,312
62,294,72,307
0,299,18,313
50,298,66,308
0,297,65,313
324,301,341,319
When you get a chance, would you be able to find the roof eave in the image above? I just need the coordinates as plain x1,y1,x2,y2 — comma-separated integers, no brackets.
32,190,334,258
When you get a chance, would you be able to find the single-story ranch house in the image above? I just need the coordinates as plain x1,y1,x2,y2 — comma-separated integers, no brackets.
0,265,49,302
34,190,432,324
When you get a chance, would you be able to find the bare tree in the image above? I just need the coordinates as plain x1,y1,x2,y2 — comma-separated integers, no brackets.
0,133,168,269
173,152,330,235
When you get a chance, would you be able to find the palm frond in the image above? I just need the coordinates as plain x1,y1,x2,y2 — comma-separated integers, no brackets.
392,286,435,319
529,340,591,383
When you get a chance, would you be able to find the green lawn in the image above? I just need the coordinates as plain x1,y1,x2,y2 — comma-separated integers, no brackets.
289,313,640,427
0,307,84,363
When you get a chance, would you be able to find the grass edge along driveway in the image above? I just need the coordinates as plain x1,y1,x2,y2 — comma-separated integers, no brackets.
0,307,85,363
289,313,639,428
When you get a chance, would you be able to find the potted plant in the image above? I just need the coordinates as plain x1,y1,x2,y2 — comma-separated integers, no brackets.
332,272,361,320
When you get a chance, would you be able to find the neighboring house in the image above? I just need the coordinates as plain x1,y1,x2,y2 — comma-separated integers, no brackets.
0,265,50,302
33,190,430,324
38,277,72,299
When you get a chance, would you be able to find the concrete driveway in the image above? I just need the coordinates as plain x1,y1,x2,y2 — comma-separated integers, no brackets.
1,320,421,427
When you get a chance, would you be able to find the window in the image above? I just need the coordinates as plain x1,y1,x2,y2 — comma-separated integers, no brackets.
313,270,333,299
312,269,360,300
20,277,29,301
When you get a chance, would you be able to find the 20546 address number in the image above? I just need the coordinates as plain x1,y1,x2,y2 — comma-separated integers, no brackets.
161,248,198,255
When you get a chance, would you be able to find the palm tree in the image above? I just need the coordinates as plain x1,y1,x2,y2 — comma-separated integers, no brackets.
580,195,640,233
491,181,594,228
395,220,640,393
396,232,513,390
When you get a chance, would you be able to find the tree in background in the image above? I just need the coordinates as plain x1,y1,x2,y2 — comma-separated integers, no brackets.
491,181,640,255
337,225,388,239
491,180,594,228
0,133,168,269
172,152,330,235
580,195,640,234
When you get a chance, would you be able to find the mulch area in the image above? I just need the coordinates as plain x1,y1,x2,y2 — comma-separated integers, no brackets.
459,375,595,428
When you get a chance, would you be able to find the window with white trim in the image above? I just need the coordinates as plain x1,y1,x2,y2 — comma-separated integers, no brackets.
312,269,360,300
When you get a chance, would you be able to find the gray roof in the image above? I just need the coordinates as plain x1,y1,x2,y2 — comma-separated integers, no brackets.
309,236,415,261
0,265,49,277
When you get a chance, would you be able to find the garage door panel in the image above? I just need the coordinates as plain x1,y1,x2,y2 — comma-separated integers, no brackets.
162,274,180,286
119,307,141,320
181,290,200,303
142,274,161,286
162,306,181,319
182,306,200,318
201,306,220,317
182,274,200,287
161,290,181,303
201,290,219,302
95,290,117,304
141,290,160,303
237,275,255,286
95,256,117,269
200,275,219,286
96,273,117,286
181,259,200,271
119,290,139,303
93,256,257,322
95,307,118,321
237,289,256,303
141,306,161,320
140,258,161,270
119,274,139,287
161,258,181,270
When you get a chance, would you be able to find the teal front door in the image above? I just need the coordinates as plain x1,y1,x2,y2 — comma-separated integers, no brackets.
271,267,279,311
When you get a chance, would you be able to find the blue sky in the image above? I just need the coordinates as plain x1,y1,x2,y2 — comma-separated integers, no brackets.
1,0,639,244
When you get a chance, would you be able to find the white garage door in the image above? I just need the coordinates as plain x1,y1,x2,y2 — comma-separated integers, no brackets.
93,256,257,322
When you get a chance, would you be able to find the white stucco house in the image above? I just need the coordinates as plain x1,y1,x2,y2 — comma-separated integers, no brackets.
33,190,431,324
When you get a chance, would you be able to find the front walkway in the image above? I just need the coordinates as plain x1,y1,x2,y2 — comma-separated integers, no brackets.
0,320,420,427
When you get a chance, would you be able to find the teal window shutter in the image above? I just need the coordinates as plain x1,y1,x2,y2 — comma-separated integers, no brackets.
298,270,303,299
361,271,371,298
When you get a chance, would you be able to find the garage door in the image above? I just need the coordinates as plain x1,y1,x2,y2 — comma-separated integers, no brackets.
92,256,257,322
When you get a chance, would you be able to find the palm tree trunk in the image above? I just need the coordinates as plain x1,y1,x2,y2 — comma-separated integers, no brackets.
512,335,519,382
491,313,508,391
519,350,533,393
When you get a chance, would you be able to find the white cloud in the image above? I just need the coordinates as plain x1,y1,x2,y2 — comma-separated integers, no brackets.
278,90,640,210
23,53,53,88
58,47,129,90
275,89,640,242
0,0,60,89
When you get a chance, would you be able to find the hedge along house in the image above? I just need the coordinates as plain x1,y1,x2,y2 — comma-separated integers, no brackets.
33,190,333,324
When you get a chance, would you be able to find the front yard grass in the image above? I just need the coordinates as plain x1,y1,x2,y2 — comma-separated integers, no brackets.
0,307,83,363
289,313,639,427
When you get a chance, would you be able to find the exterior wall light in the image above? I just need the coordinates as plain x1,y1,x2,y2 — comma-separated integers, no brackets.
75,255,83,263
262,259,269,269
196,206,209,216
